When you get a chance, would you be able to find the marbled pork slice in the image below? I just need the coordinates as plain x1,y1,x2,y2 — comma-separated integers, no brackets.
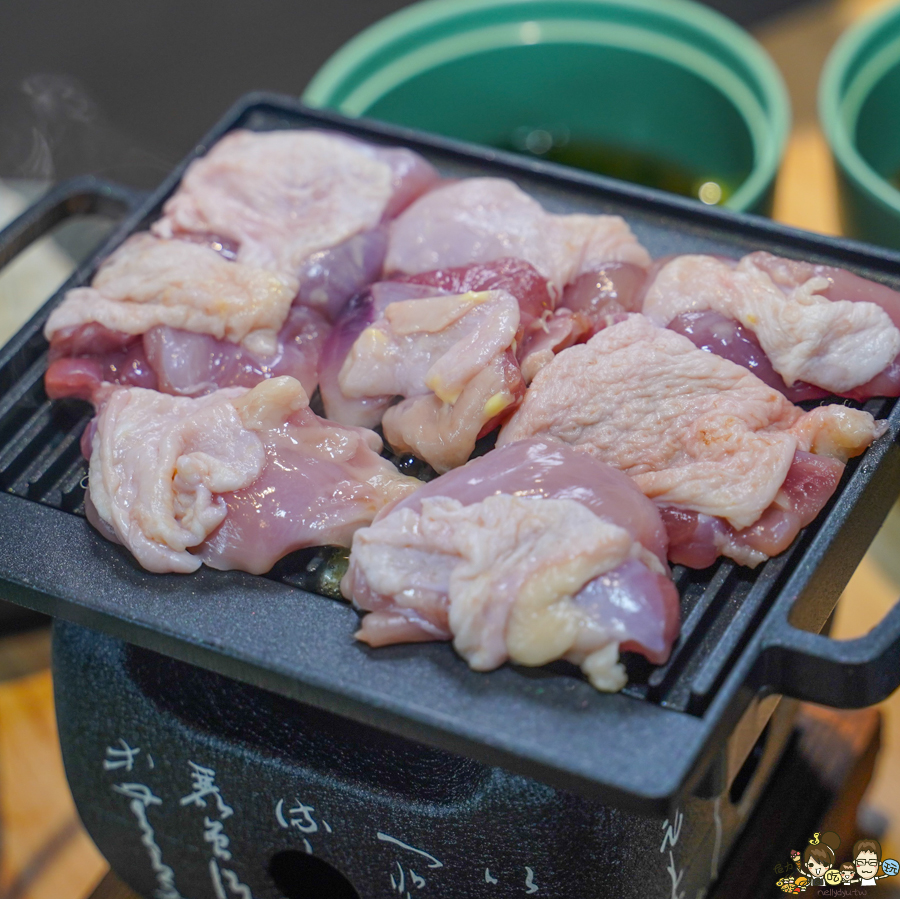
337,289,525,471
343,440,679,692
642,253,900,397
86,377,420,575
498,315,885,567
153,129,440,280
384,178,651,296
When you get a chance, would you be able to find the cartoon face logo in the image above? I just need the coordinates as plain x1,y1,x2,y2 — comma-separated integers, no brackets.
856,850,880,880
824,870,843,885
806,858,829,878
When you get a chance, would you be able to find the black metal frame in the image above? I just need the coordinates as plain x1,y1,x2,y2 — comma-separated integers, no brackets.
1,92,900,813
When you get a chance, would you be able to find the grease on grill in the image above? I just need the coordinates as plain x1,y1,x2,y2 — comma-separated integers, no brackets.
268,545,351,599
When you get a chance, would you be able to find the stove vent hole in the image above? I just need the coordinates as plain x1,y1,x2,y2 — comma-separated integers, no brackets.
268,850,360,899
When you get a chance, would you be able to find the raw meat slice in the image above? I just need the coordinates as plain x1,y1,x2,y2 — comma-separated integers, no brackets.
85,377,420,575
642,253,900,395
46,305,329,404
343,440,679,691
560,261,647,329
515,260,648,382
338,289,525,471
666,310,827,404
660,451,844,567
392,256,554,326
391,257,593,383
384,178,650,295
45,233,299,357
143,304,328,397
498,315,884,566
295,226,388,320
321,259,570,429
318,281,439,428
153,129,440,278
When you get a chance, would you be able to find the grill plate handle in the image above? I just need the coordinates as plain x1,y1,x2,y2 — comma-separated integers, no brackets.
756,599,900,707
0,175,147,273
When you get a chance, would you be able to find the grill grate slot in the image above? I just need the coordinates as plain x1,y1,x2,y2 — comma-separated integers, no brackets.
0,354,50,449
644,562,737,702
685,551,799,714
16,409,92,504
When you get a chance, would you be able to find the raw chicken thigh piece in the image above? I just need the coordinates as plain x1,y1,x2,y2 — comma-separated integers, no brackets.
392,257,595,383
516,260,649,382
320,258,573,431
559,261,647,329
153,129,440,280
642,253,900,396
46,304,329,404
338,289,525,471
385,178,651,295
45,233,300,356
295,226,389,321
85,377,420,575
318,281,444,428
498,315,885,566
43,230,332,403
343,440,679,692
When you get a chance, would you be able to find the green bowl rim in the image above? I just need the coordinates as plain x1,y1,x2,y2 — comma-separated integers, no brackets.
303,0,790,213
820,1,900,219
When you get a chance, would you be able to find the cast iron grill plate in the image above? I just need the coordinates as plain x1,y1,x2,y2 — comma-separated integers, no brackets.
2,94,900,812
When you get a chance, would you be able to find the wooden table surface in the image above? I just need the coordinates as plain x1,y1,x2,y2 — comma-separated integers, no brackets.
2,1,900,897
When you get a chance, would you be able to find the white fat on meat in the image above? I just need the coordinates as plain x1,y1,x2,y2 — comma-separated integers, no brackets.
45,233,299,357
344,440,680,692
348,496,645,691
385,178,650,295
498,315,883,532
338,289,523,471
642,254,900,393
87,383,270,574
87,377,420,575
153,129,439,277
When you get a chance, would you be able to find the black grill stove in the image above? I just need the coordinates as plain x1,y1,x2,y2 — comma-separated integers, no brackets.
2,95,900,899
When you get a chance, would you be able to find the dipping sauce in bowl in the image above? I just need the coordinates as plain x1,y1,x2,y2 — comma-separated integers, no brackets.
304,0,789,213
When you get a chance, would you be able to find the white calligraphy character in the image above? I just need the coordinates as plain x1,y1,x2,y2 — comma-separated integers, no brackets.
104,739,141,772
180,762,234,819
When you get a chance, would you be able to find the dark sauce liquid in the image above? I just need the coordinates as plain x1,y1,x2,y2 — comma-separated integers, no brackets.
505,127,733,205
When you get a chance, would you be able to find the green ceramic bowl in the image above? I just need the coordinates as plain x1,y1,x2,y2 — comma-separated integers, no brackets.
821,2,900,248
304,0,790,213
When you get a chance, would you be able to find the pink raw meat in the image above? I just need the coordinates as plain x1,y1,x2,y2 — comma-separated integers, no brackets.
337,288,525,471
85,377,420,575
343,440,679,691
46,305,329,404
320,259,570,429
643,252,900,398
661,451,844,568
498,315,885,566
385,178,650,296
153,129,440,279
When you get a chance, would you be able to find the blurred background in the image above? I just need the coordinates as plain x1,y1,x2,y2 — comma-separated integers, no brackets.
0,0,899,896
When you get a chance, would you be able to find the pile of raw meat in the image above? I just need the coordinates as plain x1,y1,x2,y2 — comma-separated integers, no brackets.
44,128,896,691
